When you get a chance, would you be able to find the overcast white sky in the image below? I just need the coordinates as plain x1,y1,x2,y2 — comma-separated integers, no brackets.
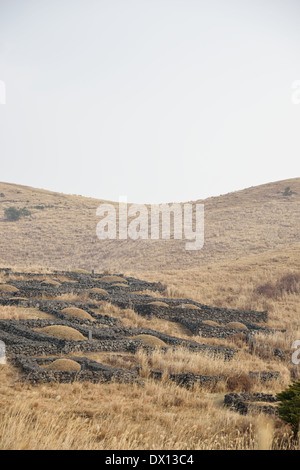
0,0,299,203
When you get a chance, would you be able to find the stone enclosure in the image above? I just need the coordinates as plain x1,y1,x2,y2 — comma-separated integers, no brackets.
0,268,284,415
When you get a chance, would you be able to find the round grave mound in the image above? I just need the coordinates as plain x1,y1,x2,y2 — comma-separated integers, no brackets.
182,304,201,310
148,301,169,307
88,288,108,295
202,320,220,327
44,359,81,372
37,325,87,341
133,334,167,348
61,307,94,321
225,321,248,330
0,284,19,293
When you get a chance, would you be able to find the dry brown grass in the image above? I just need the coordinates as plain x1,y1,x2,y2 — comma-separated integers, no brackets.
0,364,297,450
0,178,298,272
0,305,54,320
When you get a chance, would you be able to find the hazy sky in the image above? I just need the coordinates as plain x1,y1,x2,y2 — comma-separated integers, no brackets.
0,0,299,203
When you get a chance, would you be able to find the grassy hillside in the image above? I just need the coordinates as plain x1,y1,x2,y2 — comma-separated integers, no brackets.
0,178,299,272
0,179,299,450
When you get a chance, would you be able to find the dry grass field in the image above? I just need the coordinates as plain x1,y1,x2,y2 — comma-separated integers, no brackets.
0,179,299,450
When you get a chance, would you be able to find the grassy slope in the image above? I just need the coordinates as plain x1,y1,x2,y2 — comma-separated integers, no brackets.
0,177,299,271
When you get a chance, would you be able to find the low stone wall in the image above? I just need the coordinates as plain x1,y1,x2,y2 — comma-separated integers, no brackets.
151,370,225,389
246,336,286,361
0,320,140,356
0,297,119,326
0,319,236,359
134,303,268,325
106,325,236,360
7,274,165,296
248,371,280,382
224,392,279,416
177,319,282,339
12,355,139,384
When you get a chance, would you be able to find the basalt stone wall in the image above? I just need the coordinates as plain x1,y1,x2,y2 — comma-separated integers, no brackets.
0,320,140,355
105,325,236,360
177,320,244,338
248,371,280,382
246,336,286,361
151,370,226,389
0,317,236,359
0,297,120,326
134,304,268,324
178,319,281,339
12,356,138,384
7,273,165,294
224,393,279,416
0,329,59,356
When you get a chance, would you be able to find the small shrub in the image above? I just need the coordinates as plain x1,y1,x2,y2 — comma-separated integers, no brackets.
227,373,253,392
255,282,278,299
0,193,5,198
277,273,300,295
282,186,293,197
4,206,31,221
255,273,300,299
277,381,300,438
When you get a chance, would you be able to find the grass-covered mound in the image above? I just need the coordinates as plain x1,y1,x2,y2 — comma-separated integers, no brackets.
0,284,19,294
43,359,82,371
202,320,220,327
61,307,94,321
225,321,248,330
182,304,201,310
36,325,87,341
88,287,108,295
147,301,169,307
132,334,167,348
